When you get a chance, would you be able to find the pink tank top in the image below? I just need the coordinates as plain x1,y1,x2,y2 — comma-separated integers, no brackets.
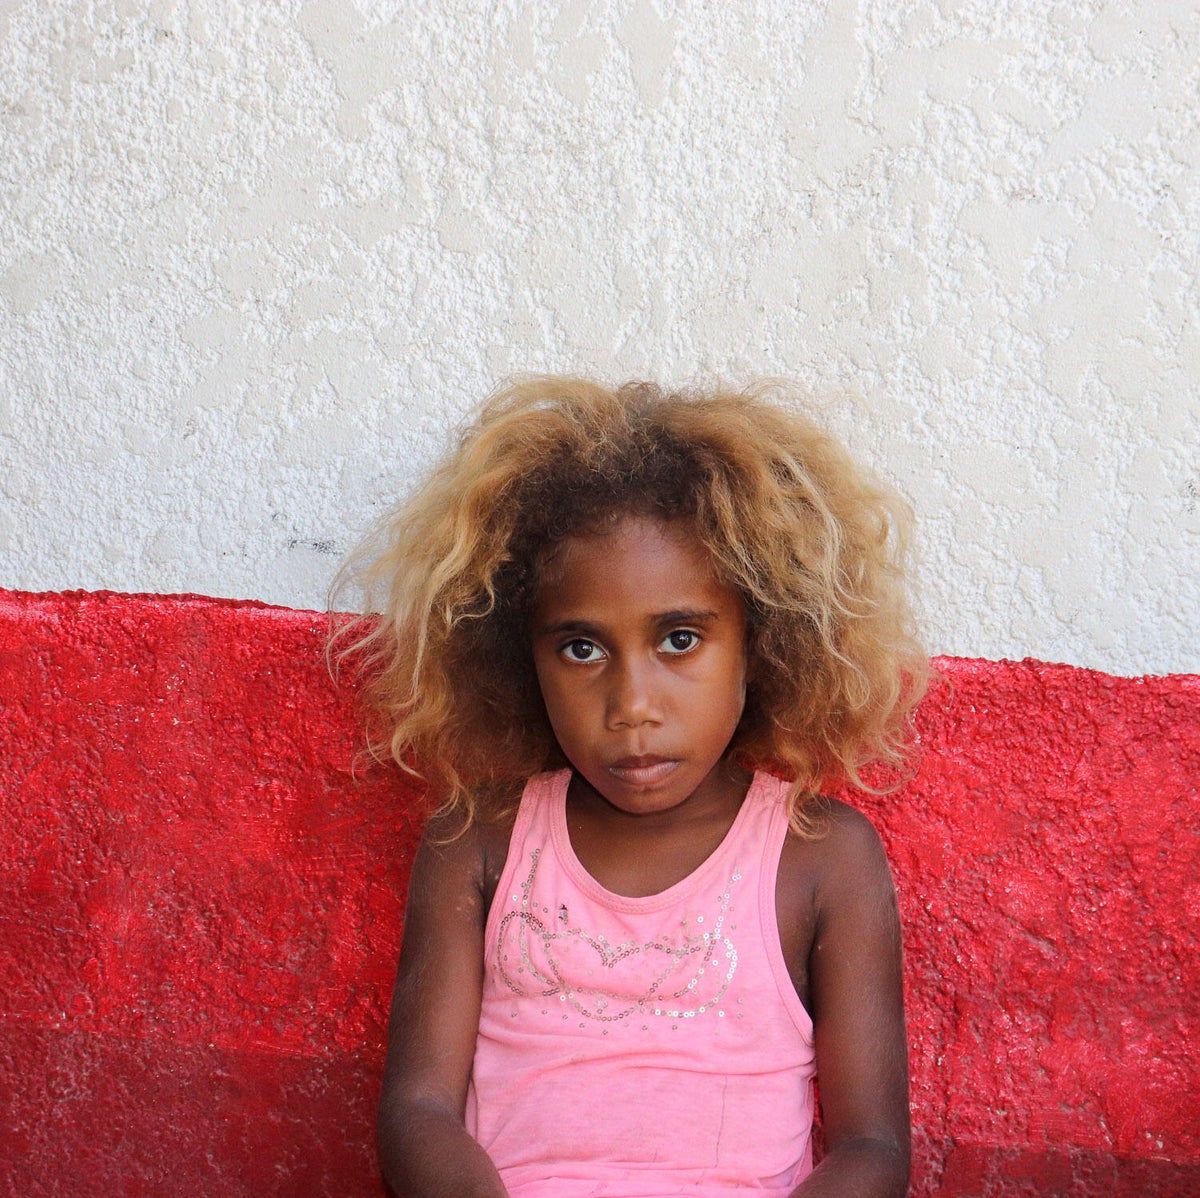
466,769,816,1197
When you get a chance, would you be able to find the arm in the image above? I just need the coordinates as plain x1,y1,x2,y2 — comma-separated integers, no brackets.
791,804,910,1197
378,816,509,1198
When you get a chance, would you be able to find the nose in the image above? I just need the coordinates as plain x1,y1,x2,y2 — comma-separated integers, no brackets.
605,657,662,729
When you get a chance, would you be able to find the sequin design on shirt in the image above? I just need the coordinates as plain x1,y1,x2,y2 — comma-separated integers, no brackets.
495,848,741,1023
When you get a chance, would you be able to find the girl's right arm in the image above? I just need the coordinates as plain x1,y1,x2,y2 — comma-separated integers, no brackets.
377,816,509,1198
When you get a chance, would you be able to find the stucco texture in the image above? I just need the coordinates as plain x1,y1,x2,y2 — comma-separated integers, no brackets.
1,588,1198,1194
0,1,1197,676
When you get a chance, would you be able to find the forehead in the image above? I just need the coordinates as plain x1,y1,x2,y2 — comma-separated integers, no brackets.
533,517,741,616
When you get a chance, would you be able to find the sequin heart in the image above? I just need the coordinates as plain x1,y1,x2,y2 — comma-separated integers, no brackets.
494,850,741,1022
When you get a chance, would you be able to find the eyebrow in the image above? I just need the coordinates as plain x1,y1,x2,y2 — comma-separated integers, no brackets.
655,608,722,626
536,608,723,636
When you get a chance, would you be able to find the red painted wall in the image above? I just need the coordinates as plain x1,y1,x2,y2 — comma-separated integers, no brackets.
1,589,1197,1196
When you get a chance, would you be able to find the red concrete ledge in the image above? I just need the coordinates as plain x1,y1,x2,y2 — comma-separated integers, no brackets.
1,589,1197,1196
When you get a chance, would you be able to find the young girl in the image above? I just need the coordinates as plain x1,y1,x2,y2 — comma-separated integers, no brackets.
343,376,927,1198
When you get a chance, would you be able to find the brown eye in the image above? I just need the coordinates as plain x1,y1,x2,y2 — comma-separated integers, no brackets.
661,630,699,654
562,639,604,663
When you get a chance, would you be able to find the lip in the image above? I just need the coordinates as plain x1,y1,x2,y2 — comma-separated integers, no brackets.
606,756,679,787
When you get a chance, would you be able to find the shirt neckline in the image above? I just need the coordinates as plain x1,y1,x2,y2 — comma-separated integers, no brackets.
546,768,769,914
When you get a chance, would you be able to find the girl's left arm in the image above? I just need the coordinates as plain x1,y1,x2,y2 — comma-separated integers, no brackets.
790,802,910,1198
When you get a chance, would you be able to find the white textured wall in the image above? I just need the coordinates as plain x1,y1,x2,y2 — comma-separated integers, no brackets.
1,1,1196,675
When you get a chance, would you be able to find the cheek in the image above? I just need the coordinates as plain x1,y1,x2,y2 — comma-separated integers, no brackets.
532,659,558,718
723,646,749,697
722,655,750,727
530,638,557,689
531,657,580,728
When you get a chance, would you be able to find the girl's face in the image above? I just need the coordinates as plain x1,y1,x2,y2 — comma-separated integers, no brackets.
530,516,749,819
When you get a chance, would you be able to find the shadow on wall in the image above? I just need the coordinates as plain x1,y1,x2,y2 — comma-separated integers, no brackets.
0,590,1197,1196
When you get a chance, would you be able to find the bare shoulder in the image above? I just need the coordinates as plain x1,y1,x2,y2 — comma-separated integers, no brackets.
817,797,890,863
775,798,898,1012
384,799,518,1073
779,798,892,891
810,799,897,914
413,805,515,911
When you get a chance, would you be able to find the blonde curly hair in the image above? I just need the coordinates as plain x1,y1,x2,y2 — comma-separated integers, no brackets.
333,375,928,835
